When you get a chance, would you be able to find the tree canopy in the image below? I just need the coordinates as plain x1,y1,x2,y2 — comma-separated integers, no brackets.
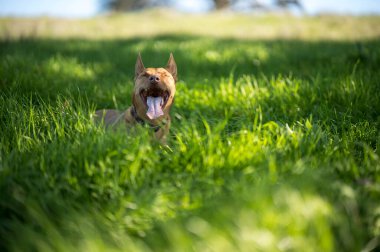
103,0,302,12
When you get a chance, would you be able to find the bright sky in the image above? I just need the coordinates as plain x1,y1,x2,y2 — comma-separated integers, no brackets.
303,0,380,15
0,0,379,18
0,0,99,18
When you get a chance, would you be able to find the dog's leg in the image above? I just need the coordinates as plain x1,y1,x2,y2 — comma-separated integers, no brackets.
95,109,125,128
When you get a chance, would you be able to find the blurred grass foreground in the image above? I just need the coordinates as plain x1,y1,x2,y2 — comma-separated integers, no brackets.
1,10,380,252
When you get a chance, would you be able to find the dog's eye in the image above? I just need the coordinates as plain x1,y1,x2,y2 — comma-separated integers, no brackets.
142,72,150,77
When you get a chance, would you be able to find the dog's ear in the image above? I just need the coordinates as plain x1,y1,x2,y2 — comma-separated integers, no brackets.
135,53,145,78
166,53,177,82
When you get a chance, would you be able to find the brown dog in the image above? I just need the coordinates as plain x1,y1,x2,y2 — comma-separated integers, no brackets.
95,53,177,143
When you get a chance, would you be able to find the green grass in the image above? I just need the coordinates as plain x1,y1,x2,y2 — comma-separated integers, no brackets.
1,12,380,251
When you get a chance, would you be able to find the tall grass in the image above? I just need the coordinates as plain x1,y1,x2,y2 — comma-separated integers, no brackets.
1,13,380,251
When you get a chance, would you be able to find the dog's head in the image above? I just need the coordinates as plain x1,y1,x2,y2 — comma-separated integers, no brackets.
132,53,177,123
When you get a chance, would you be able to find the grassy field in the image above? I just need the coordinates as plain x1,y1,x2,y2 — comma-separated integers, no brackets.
1,11,380,251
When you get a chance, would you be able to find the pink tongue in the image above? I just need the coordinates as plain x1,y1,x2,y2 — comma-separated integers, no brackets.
146,96,164,119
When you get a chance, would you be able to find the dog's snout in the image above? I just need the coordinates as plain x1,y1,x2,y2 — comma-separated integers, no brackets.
149,75,160,84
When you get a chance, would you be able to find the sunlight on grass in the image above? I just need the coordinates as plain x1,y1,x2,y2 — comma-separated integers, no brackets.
45,55,96,80
1,11,380,252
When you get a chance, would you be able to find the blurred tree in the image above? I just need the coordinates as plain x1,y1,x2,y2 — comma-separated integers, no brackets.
211,0,302,10
275,0,302,9
102,0,302,12
103,0,171,11
212,0,231,9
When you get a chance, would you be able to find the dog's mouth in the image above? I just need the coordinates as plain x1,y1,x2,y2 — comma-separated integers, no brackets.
139,88,170,120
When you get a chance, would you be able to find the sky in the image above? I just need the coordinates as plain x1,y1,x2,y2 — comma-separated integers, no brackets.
0,0,379,18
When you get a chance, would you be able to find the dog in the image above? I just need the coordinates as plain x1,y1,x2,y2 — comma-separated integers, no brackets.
95,53,177,143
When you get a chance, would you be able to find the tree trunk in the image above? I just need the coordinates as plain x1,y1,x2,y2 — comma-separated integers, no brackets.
213,0,230,9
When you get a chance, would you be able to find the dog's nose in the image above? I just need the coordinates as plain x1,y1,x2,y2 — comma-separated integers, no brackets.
149,75,160,84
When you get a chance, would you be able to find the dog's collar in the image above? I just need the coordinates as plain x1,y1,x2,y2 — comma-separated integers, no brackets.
131,106,161,133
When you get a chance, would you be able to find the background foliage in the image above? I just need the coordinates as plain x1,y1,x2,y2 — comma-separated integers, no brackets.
102,0,302,11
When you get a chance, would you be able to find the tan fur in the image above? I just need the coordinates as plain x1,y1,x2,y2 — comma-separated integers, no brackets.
94,53,177,144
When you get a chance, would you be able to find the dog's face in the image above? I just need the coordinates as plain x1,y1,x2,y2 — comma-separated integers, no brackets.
133,53,177,122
